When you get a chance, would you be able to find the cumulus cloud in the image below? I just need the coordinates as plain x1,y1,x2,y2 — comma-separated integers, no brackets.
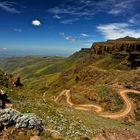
32,20,41,26
0,1,20,14
59,32,76,42
97,23,140,39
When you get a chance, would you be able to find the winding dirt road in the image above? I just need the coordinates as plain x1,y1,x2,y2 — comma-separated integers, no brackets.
54,89,140,119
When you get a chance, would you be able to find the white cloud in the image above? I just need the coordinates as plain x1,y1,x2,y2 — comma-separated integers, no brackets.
53,15,61,19
32,20,41,26
81,33,88,37
0,48,7,50
14,28,22,32
3,48,7,50
61,18,79,24
129,19,135,24
48,0,138,23
108,9,122,15
129,15,140,24
107,0,138,15
0,1,20,14
59,32,75,42
48,0,96,23
97,23,140,39
48,5,95,18
107,1,126,15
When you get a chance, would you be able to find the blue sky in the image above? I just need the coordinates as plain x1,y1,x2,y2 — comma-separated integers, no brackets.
0,0,140,56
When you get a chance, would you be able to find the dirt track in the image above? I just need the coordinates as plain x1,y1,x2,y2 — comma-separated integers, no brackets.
54,89,140,119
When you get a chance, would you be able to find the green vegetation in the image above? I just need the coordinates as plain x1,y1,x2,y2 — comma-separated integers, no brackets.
0,45,140,139
3,87,139,139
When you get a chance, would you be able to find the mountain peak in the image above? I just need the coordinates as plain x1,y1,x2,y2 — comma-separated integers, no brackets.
116,36,138,41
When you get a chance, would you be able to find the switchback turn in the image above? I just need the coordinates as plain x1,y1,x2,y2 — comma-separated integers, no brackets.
54,89,140,119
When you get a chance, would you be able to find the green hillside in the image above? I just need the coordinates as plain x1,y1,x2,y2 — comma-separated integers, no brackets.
0,37,140,139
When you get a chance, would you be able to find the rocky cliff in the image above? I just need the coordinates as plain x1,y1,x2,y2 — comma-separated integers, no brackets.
80,36,140,68
0,69,22,88
90,36,140,55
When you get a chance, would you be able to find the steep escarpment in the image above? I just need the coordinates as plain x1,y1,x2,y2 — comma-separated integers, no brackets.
90,36,140,68
91,36,140,55
79,36,140,68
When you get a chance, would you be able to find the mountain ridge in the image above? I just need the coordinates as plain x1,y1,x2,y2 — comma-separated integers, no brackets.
0,36,140,139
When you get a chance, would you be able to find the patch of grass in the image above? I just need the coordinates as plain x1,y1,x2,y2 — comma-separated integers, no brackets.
95,84,110,100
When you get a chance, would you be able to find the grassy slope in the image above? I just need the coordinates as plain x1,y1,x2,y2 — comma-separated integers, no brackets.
0,56,65,78
0,51,89,91
0,51,140,139
4,87,140,139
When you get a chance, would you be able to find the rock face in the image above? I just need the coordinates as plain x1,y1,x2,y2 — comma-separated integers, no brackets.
0,108,44,131
0,90,12,109
80,36,140,68
90,36,140,55
0,69,23,88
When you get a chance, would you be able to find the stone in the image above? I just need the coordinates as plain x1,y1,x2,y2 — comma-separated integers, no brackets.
0,69,23,88
0,108,44,131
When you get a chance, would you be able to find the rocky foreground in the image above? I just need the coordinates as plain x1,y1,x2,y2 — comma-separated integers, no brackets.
0,108,44,131
91,128,140,140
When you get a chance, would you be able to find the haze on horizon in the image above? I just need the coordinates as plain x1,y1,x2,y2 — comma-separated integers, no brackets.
0,0,140,56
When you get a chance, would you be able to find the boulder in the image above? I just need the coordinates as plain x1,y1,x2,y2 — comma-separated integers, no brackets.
0,108,44,131
0,89,12,109
16,114,44,131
